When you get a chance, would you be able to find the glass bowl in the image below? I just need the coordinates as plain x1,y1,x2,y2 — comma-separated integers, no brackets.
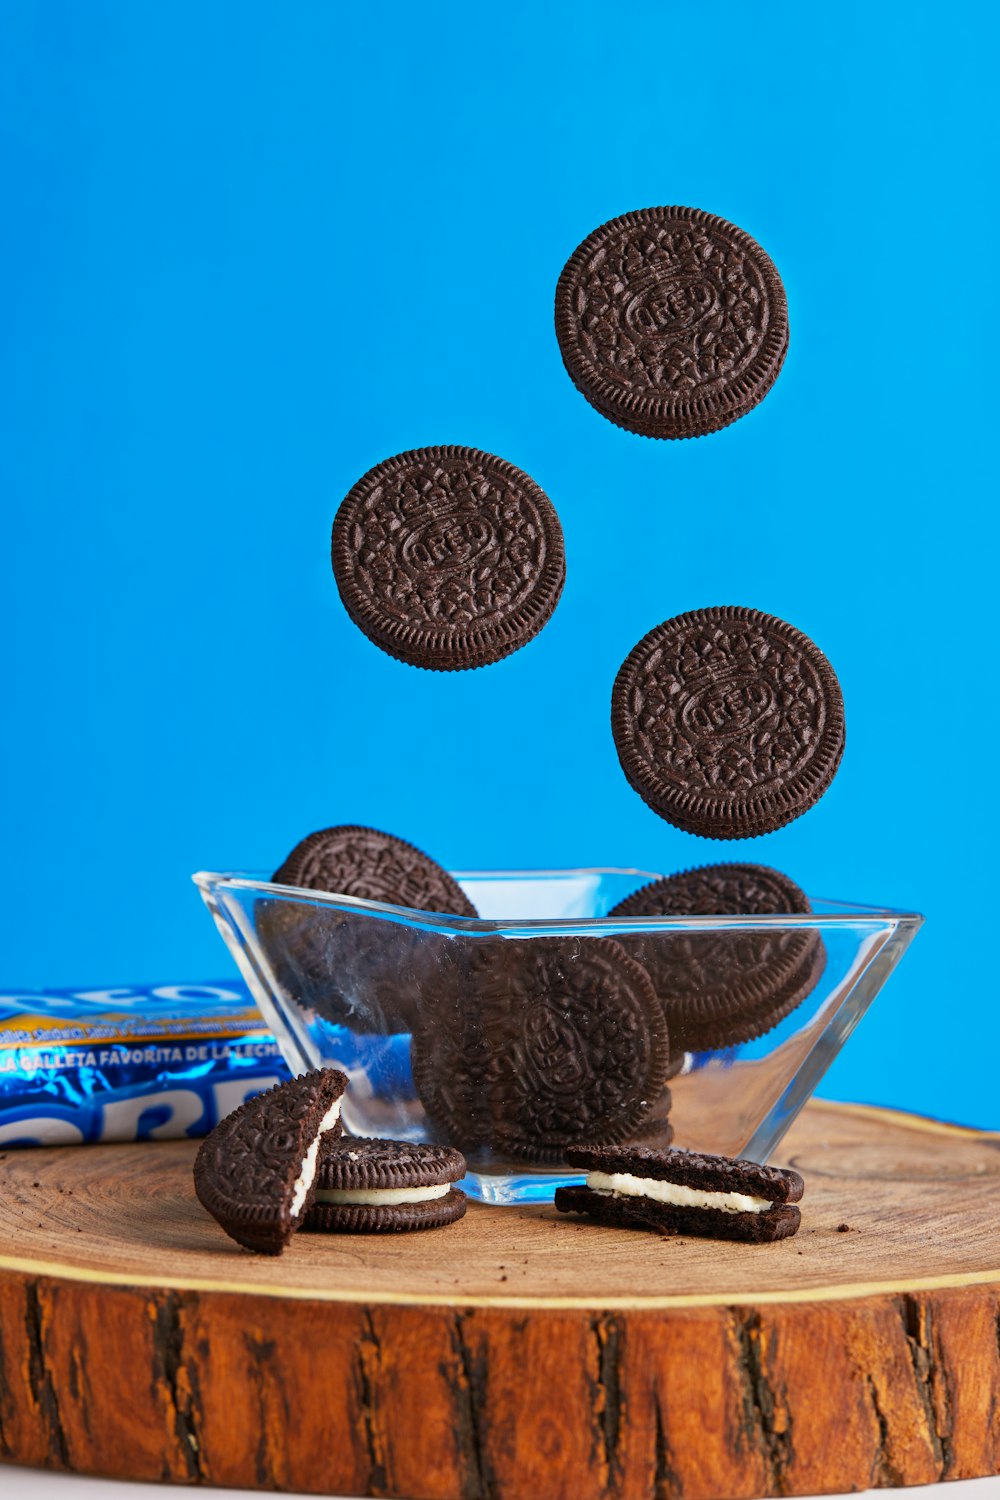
192,868,921,1204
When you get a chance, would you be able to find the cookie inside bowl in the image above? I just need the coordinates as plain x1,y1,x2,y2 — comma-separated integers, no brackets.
194,866,921,1203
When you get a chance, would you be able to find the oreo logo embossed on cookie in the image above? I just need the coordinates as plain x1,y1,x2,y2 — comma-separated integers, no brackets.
411,937,670,1161
609,863,825,1053
612,607,845,838
555,207,788,439
193,1068,347,1255
303,1136,467,1234
332,446,565,670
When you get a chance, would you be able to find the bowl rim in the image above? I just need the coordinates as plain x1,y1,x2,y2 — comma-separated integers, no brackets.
192,868,924,935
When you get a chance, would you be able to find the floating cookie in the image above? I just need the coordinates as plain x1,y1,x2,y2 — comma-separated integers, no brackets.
611,607,845,838
303,1136,467,1233
555,207,788,439
193,1068,347,1255
264,825,477,1034
555,1144,804,1242
608,863,825,1053
411,937,670,1161
331,446,565,670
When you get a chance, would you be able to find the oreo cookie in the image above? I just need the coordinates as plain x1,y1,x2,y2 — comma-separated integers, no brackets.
555,207,788,439
411,937,670,1162
625,1086,675,1147
193,1068,347,1255
263,825,477,1034
609,863,824,1054
331,446,565,670
303,1136,467,1233
555,1145,803,1243
273,824,477,917
611,607,845,838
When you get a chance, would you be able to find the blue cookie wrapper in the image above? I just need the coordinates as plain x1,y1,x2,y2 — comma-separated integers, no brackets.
0,981,292,1147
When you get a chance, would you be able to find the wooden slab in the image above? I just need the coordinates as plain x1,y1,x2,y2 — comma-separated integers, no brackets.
0,1100,998,1498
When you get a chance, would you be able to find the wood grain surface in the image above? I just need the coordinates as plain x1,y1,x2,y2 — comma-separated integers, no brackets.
0,1100,998,1498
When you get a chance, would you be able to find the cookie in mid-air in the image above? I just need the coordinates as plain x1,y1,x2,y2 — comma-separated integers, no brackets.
411,936,671,1161
555,1145,804,1242
331,446,565,670
608,863,825,1053
193,1069,347,1254
302,1136,467,1233
555,207,788,439
611,607,845,838
264,824,477,1034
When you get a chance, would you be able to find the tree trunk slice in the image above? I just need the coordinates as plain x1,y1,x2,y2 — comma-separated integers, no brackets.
0,1100,998,1498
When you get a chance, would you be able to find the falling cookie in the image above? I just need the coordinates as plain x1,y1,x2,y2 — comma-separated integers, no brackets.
555,206,788,439
555,1145,804,1242
611,607,845,838
193,1069,347,1254
303,1136,467,1233
331,446,565,670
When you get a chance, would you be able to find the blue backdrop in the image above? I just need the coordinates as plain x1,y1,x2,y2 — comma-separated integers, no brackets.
3,2,996,1126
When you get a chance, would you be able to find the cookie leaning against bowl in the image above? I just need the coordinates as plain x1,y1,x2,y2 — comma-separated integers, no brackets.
263,824,478,1035
273,824,478,917
302,1137,467,1233
331,446,565,670
193,1068,347,1255
555,1145,804,1243
608,863,825,1054
555,206,788,439
411,936,671,1161
611,607,845,839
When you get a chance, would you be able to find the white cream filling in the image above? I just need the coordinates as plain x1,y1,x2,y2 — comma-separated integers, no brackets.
586,1170,772,1215
290,1099,343,1220
315,1182,452,1207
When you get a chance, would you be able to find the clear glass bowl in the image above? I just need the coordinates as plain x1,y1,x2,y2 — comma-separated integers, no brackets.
193,868,922,1204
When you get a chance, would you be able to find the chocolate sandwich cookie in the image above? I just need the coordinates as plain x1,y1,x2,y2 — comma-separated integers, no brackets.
411,937,670,1161
273,824,477,917
303,1136,467,1233
608,863,825,1053
555,207,788,439
626,1086,675,1147
263,825,477,1034
612,608,845,839
193,1068,347,1254
331,446,565,670
555,1145,803,1242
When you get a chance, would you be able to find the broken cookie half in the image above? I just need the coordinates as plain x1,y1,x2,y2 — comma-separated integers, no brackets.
194,1067,348,1254
554,1145,803,1243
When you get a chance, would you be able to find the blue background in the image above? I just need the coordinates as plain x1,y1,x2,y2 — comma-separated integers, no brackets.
3,3,997,1126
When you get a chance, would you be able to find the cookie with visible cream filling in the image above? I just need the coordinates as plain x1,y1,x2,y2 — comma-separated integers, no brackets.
555,1144,803,1242
193,1069,347,1255
303,1136,467,1233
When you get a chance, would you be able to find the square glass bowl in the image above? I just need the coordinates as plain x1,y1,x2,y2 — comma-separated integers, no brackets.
193,869,921,1203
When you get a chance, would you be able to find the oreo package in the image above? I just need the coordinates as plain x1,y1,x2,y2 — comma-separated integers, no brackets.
0,980,292,1147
